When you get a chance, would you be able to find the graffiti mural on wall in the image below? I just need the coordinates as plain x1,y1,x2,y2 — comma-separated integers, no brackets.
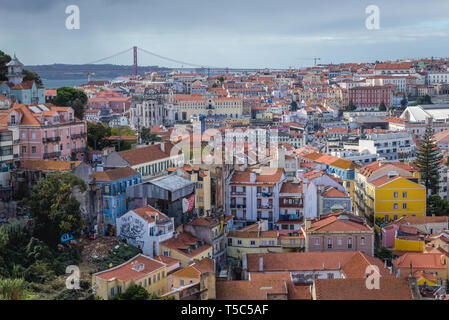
118,215,146,250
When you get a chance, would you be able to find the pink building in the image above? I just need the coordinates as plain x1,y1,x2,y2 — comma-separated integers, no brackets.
0,103,87,161
87,90,131,114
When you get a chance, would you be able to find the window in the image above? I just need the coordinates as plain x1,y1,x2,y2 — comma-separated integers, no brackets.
348,238,353,249
337,237,342,246
180,279,184,286
361,237,366,245
261,240,267,246
22,146,26,154
237,240,242,245
162,271,165,278
402,203,407,209
157,273,160,281
393,192,398,198
250,240,256,246
384,215,389,223
104,185,110,193
144,279,147,288
104,200,109,209
314,238,320,245
269,240,275,246
110,288,115,297
393,215,398,221
153,275,156,283
393,203,398,210
32,146,36,153
117,286,122,294
327,273,334,279
327,238,332,249
402,192,407,198
228,238,232,246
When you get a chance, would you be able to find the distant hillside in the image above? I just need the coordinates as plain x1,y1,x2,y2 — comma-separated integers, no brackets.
24,64,170,80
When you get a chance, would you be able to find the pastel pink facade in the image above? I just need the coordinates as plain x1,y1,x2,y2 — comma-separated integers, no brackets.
1,103,87,161
381,224,399,248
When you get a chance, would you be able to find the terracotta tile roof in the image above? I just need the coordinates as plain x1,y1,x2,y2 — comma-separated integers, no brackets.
314,277,413,300
153,255,181,268
93,167,140,181
230,168,284,184
160,232,211,258
321,186,348,198
130,205,168,223
247,251,389,277
187,217,219,227
118,142,179,166
287,283,312,300
329,158,355,170
280,181,302,194
94,254,166,282
216,273,291,300
307,214,372,233
394,252,448,270
20,160,81,171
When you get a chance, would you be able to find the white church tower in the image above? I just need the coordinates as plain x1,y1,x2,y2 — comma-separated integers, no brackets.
6,54,24,86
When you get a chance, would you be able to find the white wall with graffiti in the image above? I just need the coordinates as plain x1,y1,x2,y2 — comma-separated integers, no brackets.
116,209,175,257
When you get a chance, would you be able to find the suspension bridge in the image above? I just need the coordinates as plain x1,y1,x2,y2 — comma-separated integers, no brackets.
82,46,280,76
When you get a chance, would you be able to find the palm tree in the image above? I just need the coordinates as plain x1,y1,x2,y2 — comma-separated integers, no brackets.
0,278,25,300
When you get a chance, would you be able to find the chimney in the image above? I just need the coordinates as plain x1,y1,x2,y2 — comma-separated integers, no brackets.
259,256,264,272
160,142,165,153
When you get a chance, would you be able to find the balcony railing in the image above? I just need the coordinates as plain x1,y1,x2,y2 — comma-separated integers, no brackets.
43,136,61,143
73,147,87,153
43,151,61,159
71,133,86,139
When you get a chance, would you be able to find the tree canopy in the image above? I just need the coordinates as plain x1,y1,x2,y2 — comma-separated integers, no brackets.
416,122,443,198
412,95,433,106
21,172,86,247
87,122,112,150
378,101,387,111
345,101,356,111
140,127,161,144
54,87,88,120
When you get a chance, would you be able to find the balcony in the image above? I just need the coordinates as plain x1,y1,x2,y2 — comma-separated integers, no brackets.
279,214,300,221
257,192,273,197
73,147,87,153
257,204,273,209
43,136,61,143
43,152,61,159
231,191,246,196
71,133,86,139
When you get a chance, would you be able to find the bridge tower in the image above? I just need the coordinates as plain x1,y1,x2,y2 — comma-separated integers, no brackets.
133,46,137,76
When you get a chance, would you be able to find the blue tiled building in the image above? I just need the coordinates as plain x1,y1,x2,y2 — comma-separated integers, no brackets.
93,167,142,227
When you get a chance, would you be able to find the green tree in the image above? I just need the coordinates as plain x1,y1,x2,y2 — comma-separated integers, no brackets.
22,69,43,86
412,95,433,106
140,127,161,144
427,195,449,216
54,87,88,120
113,284,150,300
290,101,298,111
87,122,111,150
374,247,393,263
400,94,408,109
345,101,356,111
21,172,86,247
416,122,443,198
378,101,387,111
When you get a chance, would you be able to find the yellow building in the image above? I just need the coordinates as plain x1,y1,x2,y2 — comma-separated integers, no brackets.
169,165,212,216
92,254,167,300
365,175,426,224
159,231,213,268
166,258,216,300
394,236,425,252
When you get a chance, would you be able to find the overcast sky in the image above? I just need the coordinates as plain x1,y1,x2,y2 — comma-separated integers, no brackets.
1,0,449,68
